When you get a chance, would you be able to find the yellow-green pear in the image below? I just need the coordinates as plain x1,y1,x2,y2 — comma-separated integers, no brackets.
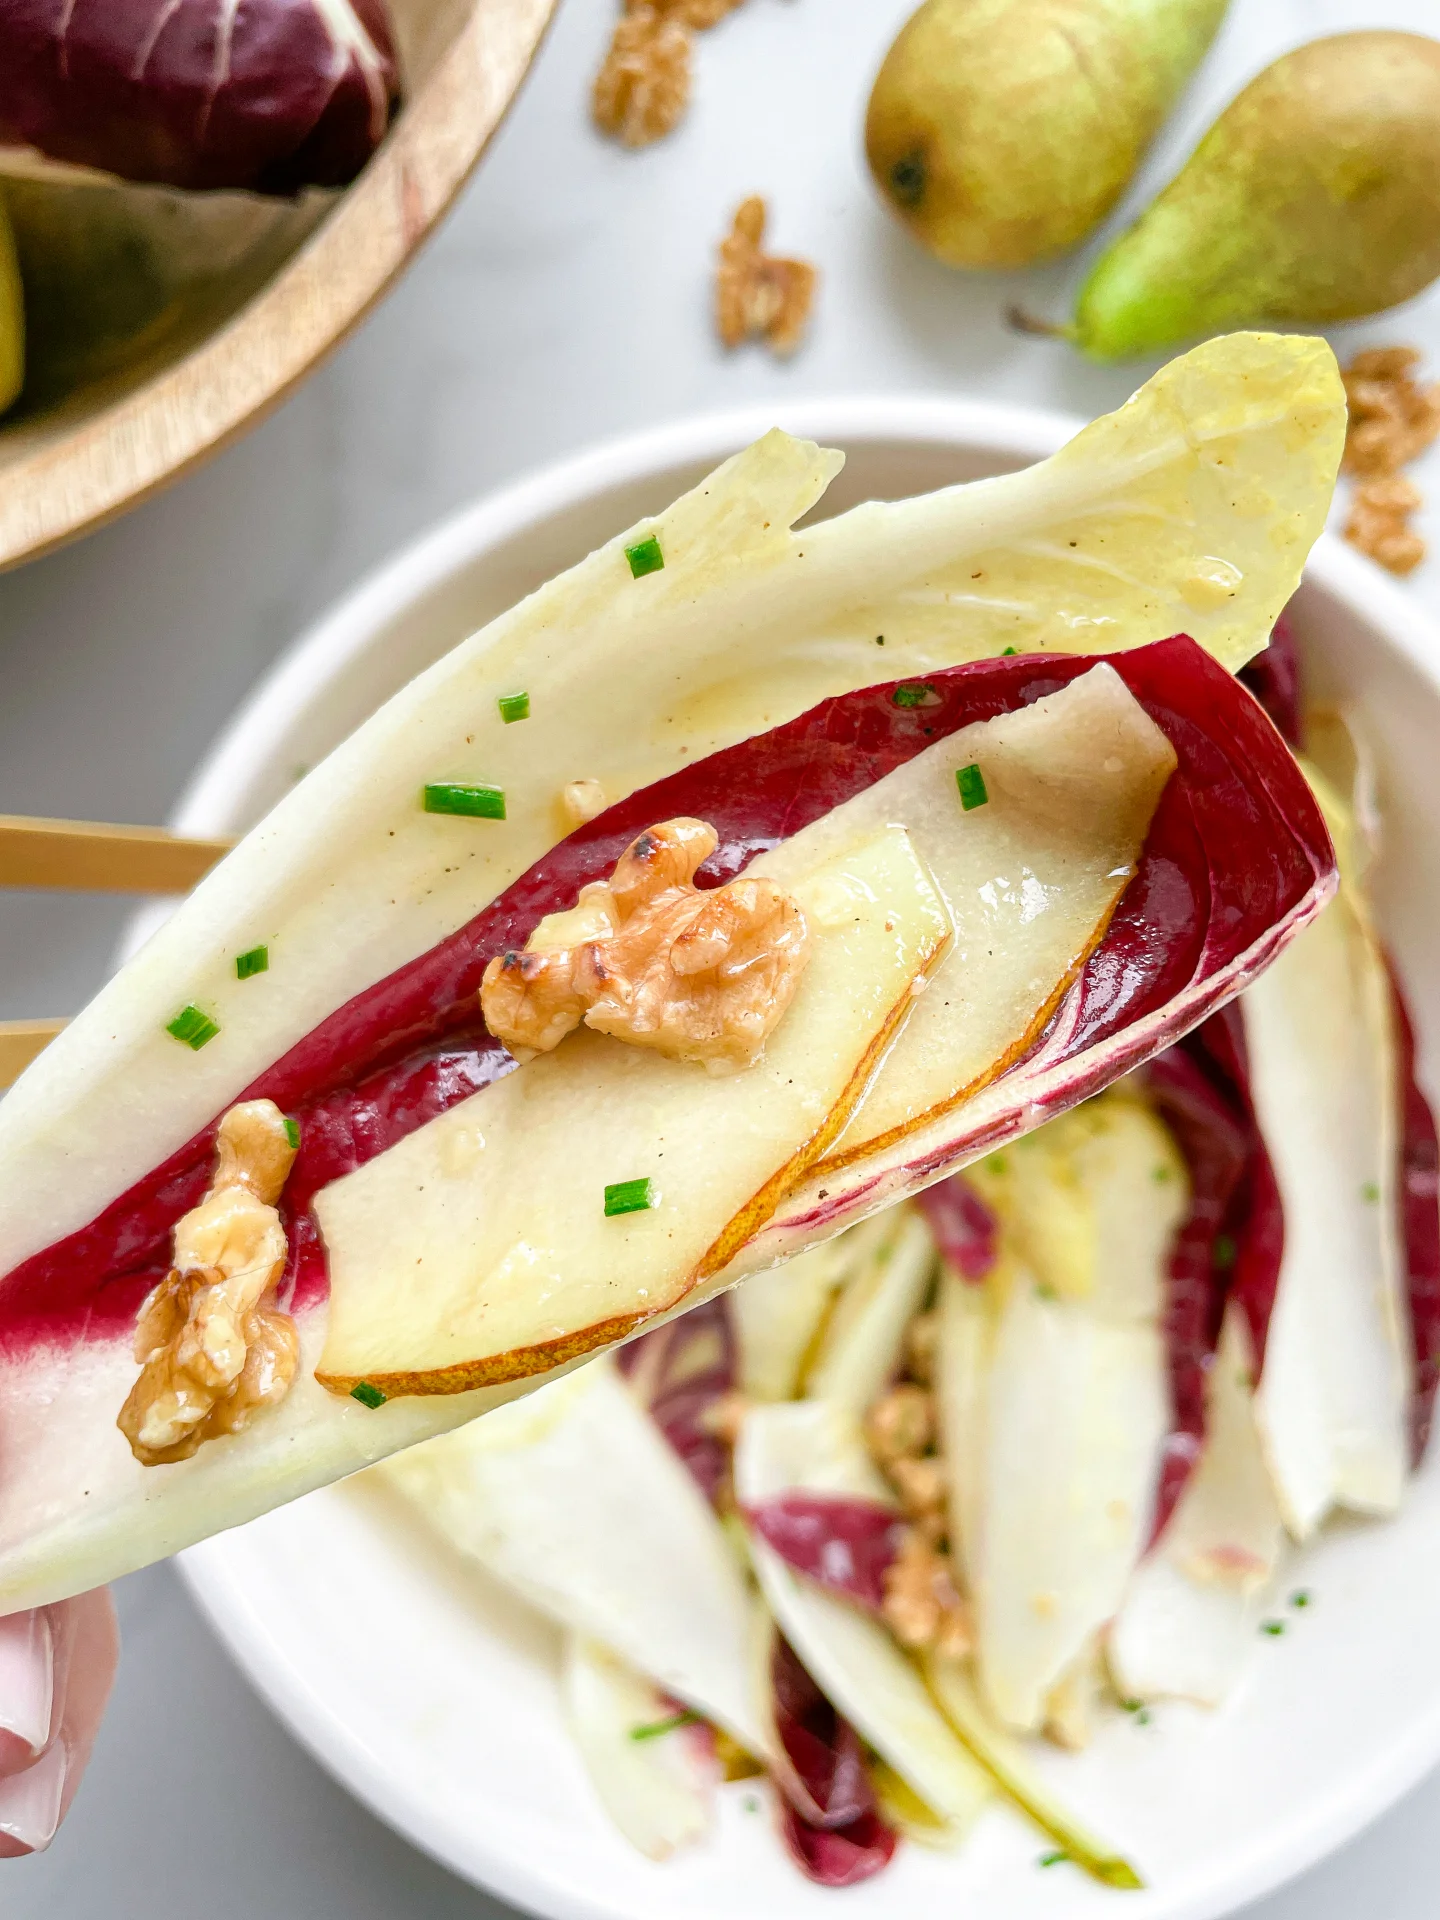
865,0,1230,269
0,194,22,417
1073,31,1440,360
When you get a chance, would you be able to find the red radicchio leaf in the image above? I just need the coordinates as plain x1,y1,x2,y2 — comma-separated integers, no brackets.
1238,611,1303,749
747,1494,904,1610
916,1174,997,1280
0,636,1332,1360
1389,963,1440,1461
616,1297,735,1505
771,1634,898,1885
0,0,401,194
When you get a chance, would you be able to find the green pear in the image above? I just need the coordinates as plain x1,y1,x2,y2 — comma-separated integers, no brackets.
865,0,1230,269
0,194,22,418
1073,32,1440,360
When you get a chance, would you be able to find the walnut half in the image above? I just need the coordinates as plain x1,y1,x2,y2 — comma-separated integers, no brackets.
480,817,810,1073
118,1100,300,1466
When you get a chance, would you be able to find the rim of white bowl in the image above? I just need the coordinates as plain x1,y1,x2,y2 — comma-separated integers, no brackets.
172,394,1440,1920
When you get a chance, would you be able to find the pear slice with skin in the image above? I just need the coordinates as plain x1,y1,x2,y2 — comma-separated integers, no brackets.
317,827,951,1394
380,1359,772,1762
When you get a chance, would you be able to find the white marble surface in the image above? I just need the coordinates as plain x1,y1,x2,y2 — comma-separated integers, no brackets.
5,0,1440,1911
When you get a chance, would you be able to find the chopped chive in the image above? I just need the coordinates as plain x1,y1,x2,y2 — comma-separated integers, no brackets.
166,1005,219,1050
497,691,530,724
891,681,937,709
605,1177,655,1217
423,781,506,820
1120,1698,1145,1714
1039,1851,1069,1868
283,1117,301,1151
1002,645,1018,656
1290,1589,1312,1609
1213,1232,1237,1270
956,763,989,811
235,944,269,980
350,1381,386,1409
743,1794,762,1813
625,535,665,579
1361,1180,1380,1203
629,1709,699,1742
1152,1164,1173,1183
1261,1619,1285,1637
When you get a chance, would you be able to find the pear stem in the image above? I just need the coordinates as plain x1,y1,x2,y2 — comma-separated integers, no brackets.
1005,304,1068,340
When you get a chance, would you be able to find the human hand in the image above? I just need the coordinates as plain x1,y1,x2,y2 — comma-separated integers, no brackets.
0,1594,118,1857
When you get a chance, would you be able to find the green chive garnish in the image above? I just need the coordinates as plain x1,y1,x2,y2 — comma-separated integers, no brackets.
351,1381,386,1409
1213,1233,1237,1270
892,682,936,709
625,535,665,579
629,1709,699,1742
1002,645,1018,656
423,782,506,820
956,763,988,810
1039,1851,1069,1868
1290,1589,1312,1609
1152,1164,1173,1183
605,1177,655,1217
166,1005,219,1050
283,1117,301,1151
235,944,269,980
1261,1620,1285,1636
497,692,530,724
1361,1180,1380,1203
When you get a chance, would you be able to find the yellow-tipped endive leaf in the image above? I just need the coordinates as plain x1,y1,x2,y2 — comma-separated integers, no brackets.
731,1228,873,1405
562,1635,716,1862
937,1266,992,1593
380,1360,772,1761
1111,1306,1286,1707
1249,774,1409,1538
317,828,950,1393
0,334,1341,1279
923,1655,1141,1889
803,1210,938,1415
735,1402,992,1832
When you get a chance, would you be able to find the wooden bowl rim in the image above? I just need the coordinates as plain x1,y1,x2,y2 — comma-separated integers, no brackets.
0,0,560,574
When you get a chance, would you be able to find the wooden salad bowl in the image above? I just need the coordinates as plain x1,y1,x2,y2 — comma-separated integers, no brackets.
0,0,558,573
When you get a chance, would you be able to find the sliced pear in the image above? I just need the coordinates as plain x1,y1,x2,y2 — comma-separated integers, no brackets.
736,1401,992,1832
0,334,1342,1282
805,663,1175,1173
562,1634,715,1861
1110,1305,1286,1706
1248,775,1408,1537
923,1654,1141,1889
317,828,950,1392
803,1210,938,1415
380,1360,772,1760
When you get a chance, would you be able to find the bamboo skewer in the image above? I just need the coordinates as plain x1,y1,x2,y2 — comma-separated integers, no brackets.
0,815,233,894
0,1019,67,1087
0,813,235,1087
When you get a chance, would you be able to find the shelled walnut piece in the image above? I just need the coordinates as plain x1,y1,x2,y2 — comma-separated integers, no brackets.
593,0,744,148
1341,347,1440,576
117,1101,299,1466
481,817,810,1072
716,198,817,356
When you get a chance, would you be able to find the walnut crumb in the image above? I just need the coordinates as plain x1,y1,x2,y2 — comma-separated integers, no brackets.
716,198,816,356
1341,347,1440,574
593,7,692,148
481,817,810,1072
117,1101,299,1466
561,778,608,827
882,1528,972,1657
865,1383,934,1463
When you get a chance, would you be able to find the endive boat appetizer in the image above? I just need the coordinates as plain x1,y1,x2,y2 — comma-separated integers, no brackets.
0,331,1345,1613
387,641,1437,1877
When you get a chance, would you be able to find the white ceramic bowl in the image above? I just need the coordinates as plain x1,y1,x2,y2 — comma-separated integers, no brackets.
164,399,1440,1920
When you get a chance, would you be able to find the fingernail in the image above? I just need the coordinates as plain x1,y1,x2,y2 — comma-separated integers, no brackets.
0,1741,65,1853
0,1613,52,1762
